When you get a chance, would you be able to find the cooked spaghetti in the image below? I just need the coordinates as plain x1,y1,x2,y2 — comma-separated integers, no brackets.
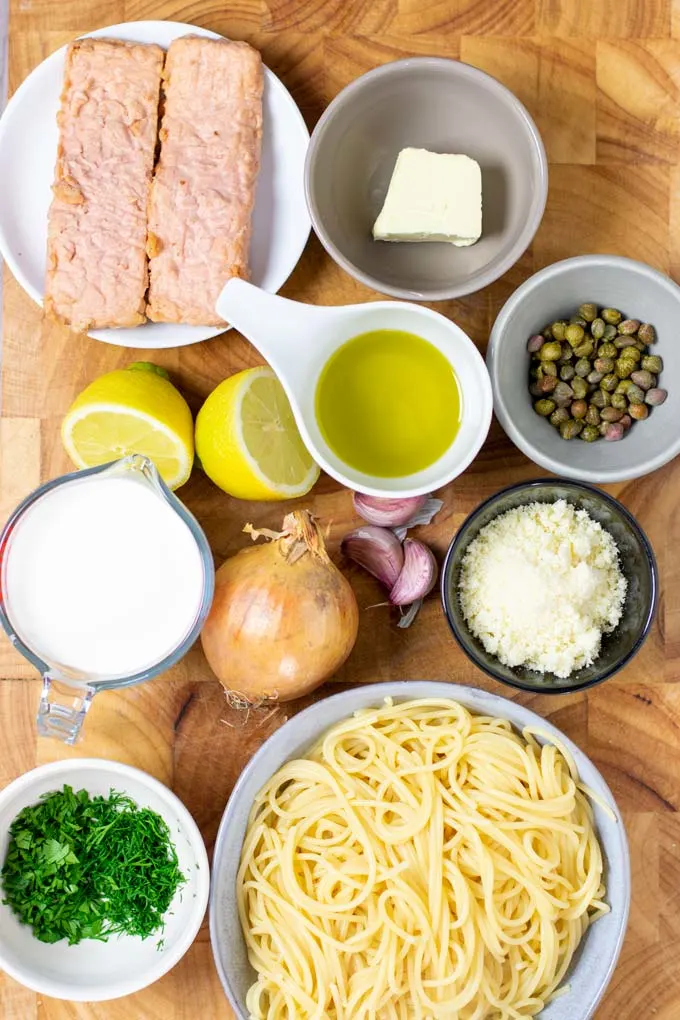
237,698,609,1020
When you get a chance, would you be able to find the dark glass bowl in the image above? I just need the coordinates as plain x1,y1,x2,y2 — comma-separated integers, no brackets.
441,479,658,694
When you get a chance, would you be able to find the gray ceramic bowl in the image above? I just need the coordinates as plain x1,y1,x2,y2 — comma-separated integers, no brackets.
305,58,548,300
210,681,630,1020
488,255,680,482
441,480,657,693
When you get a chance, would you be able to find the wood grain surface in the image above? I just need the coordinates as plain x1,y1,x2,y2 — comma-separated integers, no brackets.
1,1,680,1017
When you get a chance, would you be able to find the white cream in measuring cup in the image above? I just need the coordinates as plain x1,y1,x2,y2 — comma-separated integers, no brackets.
0,455,214,743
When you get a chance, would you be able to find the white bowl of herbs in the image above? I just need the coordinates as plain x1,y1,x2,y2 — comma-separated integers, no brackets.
0,759,209,1001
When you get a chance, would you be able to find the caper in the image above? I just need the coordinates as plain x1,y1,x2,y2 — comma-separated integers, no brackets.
527,334,545,353
630,369,655,391
534,398,556,416
580,424,600,442
601,307,622,325
635,339,646,351
575,357,591,378
579,303,598,322
573,340,594,358
558,345,574,362
637,322,656,344
602,323,618,340
539,374,558,394
551,321,567,341
611,393,628,410
570,399,588,419
570,316,587,327
542,325,554,339
629,402,649,421
543,361,558,377
615,379,634,394
614,335,637,349
591,389,611,408
618,318,640,335
641,355,663,373
601,373,618,392
539,340,563,361
553,381,575,406
594,357,615,374
603,422,625,441
615,359,634,379
571,377,588,399
564,323,585,345
645,388,668,406
529,382,542,397
600,406,624,423
626,383,645,404
620,413,632,431
560,419,584,440
550,407,571,427
587,369,604,385
598,342,618,359
585,405,601,426
560,364,576,381
621,347,641,363
590,317,605,340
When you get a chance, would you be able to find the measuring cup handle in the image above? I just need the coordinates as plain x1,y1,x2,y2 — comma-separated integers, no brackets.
37,675,96,745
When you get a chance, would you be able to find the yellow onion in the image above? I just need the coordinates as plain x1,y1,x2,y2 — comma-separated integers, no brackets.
200,510,359,704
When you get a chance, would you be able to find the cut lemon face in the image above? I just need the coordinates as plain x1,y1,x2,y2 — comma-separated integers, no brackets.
61,368,194,490
195,367,320,500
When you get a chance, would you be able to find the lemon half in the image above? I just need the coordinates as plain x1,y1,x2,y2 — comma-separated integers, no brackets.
61,367,194,490
195,367,320,500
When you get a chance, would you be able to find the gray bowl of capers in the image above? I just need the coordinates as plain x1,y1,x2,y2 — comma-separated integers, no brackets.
487,255,680,482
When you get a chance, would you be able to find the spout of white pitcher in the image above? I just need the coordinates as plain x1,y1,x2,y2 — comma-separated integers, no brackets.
215,279,342,390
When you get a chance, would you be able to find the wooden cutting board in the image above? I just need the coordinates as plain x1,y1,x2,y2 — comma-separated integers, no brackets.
1,1,679,1018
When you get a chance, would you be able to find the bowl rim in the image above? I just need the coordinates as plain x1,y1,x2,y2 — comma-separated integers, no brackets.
304,55,548,301
209,679,631,1020
440,477,659,694
487,253,680,482
0,758,210,1001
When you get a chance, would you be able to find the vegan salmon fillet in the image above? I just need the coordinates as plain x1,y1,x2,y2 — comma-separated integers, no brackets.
146,37,264,326
44,39,164,331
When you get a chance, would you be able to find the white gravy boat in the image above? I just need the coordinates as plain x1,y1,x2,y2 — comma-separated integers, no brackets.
216,280,493,497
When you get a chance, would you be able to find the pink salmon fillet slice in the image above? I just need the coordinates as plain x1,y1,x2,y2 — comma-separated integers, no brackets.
146,37,263,326
44,38,164,331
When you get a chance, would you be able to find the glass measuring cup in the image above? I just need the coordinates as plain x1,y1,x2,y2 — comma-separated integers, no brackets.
0,455,214,744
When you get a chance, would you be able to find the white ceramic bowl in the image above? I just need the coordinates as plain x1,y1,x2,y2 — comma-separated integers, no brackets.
488,255,680,482
217,279,494,497
210,681,630,1020
0,759,210,1001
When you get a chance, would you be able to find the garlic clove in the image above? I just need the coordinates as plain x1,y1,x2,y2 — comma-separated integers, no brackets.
389,539,438,606
341,526,404,590
352,493,428,528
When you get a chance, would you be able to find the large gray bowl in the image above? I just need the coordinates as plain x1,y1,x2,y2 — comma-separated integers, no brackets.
305,58,548,300
210,681,630,1020
488,255,680,482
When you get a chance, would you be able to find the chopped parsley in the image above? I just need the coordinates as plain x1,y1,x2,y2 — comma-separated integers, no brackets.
1,785,185,945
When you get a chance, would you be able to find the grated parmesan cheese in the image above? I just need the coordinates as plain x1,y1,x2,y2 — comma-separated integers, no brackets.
458,499,627,678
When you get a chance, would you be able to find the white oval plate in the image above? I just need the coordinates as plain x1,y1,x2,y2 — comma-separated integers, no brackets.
0,21,311,349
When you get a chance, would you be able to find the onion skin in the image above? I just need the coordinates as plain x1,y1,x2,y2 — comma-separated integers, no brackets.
200,511,359,704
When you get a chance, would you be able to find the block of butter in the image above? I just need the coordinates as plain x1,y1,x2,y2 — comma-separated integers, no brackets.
372,148,482,246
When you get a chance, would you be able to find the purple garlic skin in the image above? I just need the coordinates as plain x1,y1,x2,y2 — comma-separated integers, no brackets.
389,539,438,606
352,493,428,528
341,525,404,590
